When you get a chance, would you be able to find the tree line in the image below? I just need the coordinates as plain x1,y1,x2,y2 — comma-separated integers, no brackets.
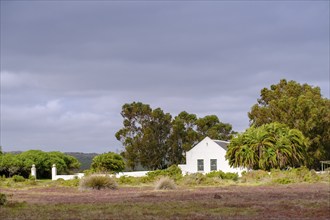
117,79,329,171
0,150,80,178
115,102,235,170
246,79,329,169
1,79,328,174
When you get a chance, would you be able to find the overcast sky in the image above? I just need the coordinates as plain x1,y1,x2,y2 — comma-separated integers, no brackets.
1,1,329,153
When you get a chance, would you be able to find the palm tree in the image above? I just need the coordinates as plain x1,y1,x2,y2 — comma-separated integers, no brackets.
226,122,309,171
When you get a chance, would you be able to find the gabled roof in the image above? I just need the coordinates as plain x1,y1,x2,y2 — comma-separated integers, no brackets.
213,140,230,151
187,137,230,153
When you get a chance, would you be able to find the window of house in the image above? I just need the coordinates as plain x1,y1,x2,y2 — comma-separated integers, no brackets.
197,159,204,171
210,159,217,171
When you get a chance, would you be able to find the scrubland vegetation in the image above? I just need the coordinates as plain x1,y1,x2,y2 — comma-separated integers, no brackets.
0,167,329,219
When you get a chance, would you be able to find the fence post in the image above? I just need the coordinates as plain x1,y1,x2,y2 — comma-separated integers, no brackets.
31,164,37,179
52,164,57,180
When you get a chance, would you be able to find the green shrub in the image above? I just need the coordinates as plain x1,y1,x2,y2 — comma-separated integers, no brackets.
147,165,182,181
206,170,238,181
60,178,80,187
0,175,6,181
79,175,117,190
181,173,206,185
12,175,25,182
272,177,293,184
155,177,176,190
0,193,7,206
117,176,139,185
28,175,36,181
241,170,270,183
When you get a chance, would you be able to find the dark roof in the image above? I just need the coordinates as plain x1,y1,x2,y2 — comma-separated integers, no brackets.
213,140,230,150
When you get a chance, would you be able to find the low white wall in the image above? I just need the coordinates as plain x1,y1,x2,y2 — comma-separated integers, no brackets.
53,173,84,181
116,171,149,178
52,171,150,180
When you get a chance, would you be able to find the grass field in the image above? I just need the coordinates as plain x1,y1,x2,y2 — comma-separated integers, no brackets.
1,182,329,219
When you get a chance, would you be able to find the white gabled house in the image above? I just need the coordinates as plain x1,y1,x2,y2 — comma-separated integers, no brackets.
178,137,245,175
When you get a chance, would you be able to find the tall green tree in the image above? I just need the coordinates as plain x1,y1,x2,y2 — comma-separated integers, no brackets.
116,102,172,170
248,79,330,168
167,111,199,165
139,108,172,170
226,122,309,170
116,102,235,170
196,115,234,141
91,152,125,173
115,102,152,170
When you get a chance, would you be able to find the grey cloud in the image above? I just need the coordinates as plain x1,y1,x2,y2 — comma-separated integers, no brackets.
1,1,329,153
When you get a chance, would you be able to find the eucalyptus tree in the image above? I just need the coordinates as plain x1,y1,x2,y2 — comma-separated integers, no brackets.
167,111,199,165
248,79,330,168
116,102,172,170
196,115,234,141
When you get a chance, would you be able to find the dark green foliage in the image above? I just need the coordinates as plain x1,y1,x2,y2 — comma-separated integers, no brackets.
206,171,238,181
116,102,235,170
226,122,309,170
0,153,21,177
79,175,118,190
248,79,330,169
241,167,322,184
146,165,182,181
196,115,235,141
116,102,172,170
0,193,7,206
167,111,199,165
0,150,80,179
12,175,25,182
91,152,125,173
117,176,138,185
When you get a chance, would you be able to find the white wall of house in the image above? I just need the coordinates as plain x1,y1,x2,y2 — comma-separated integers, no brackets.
179,137,245,175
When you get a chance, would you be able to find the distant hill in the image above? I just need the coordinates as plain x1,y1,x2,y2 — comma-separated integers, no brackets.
65,152,99,171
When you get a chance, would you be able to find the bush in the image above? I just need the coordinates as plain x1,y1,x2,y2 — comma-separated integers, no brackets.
155,177,176,190
206,171,238,181
147,165,182,181
28,175,36,181
241,170,270,183
79,175,117,190
181,173,206,185
0,193,7,206
0,175,6,181
117,176,139,185
272,177,293,184
12,175,25,182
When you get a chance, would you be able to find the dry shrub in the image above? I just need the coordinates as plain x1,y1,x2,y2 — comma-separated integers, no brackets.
181,173,206,185
79,175,118,190
155,177,176,190
0,193,7,206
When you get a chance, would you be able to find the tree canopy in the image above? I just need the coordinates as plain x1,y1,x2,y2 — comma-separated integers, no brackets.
226,122,309,171
0,150,80,178
91,152,125,173
116,102,234,170
248,79,330,168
